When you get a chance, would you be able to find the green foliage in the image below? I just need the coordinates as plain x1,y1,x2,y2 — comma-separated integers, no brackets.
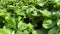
48,26,58,34
0,0,60,34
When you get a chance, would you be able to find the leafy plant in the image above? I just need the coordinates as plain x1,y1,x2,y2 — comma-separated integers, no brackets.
0,0,60,34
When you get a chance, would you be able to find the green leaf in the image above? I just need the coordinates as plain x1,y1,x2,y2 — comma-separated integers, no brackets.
42,19,56,29
32,30,44,34
35,0,46,6
40,10,51,17
18,21,33,31
56,28,60,34
0,28,12,34
48,26,58,34
57,19,60,27
5,16,16,29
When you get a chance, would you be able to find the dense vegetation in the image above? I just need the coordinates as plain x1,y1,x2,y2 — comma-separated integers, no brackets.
0,0,60,34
